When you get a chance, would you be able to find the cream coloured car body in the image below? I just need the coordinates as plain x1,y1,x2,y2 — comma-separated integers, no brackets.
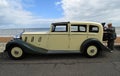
22,22,103,52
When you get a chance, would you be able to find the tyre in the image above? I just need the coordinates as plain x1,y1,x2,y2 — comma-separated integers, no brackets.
84,44,100,58
7,46,25,60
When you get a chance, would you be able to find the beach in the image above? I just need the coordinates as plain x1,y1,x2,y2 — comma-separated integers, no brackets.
0,37,13,52
0,37,13,43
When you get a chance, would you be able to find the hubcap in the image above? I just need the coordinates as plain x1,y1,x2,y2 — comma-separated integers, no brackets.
87,46,97,56
11,47,23,58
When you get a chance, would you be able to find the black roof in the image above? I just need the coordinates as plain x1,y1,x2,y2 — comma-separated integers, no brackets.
52,22,70,25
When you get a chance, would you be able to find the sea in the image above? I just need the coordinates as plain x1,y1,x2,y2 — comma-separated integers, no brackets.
0,27,120,37
0,28,49,37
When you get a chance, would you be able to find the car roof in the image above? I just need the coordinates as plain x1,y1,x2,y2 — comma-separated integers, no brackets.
52,21,101,26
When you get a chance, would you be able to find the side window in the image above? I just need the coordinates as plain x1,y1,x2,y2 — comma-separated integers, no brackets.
89,25,99,33
79,25,86,32
52,25,67,32
71,25,86,32
71,26,78,32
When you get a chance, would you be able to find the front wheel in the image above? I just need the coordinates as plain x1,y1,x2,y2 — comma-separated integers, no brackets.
84,44,100,58
7,46,25,60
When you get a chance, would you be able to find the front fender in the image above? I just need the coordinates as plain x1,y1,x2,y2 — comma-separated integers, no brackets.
5,38,48,54
80,38,111,53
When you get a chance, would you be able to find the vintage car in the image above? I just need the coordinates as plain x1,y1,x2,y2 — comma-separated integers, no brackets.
5,22,110,59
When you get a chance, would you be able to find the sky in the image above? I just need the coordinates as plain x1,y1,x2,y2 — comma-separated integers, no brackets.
0,0,120,28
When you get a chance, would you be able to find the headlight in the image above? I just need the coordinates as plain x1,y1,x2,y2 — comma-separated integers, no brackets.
13,29,25,39
13,34,21,39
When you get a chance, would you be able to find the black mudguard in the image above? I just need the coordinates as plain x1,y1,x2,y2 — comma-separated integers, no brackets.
80,38,111,53
5,38,48,54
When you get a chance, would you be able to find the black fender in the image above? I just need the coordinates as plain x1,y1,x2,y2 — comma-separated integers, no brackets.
80,38,111,53
5,38,48,54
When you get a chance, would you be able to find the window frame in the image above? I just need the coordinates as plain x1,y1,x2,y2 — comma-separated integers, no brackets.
89,25,99,33
70,24,87,32
51,24,68,32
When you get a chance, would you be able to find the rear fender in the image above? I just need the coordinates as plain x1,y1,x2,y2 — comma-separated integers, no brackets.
80,38,111,53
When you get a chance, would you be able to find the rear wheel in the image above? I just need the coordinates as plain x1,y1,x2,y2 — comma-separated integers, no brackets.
84,44,100,58
7,46,25,60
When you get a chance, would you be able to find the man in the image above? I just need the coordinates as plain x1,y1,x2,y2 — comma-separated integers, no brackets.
106,23,117,51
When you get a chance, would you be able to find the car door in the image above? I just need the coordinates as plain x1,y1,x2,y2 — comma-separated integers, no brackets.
70,24,88,51
47,24,69,50
87,25,102,42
